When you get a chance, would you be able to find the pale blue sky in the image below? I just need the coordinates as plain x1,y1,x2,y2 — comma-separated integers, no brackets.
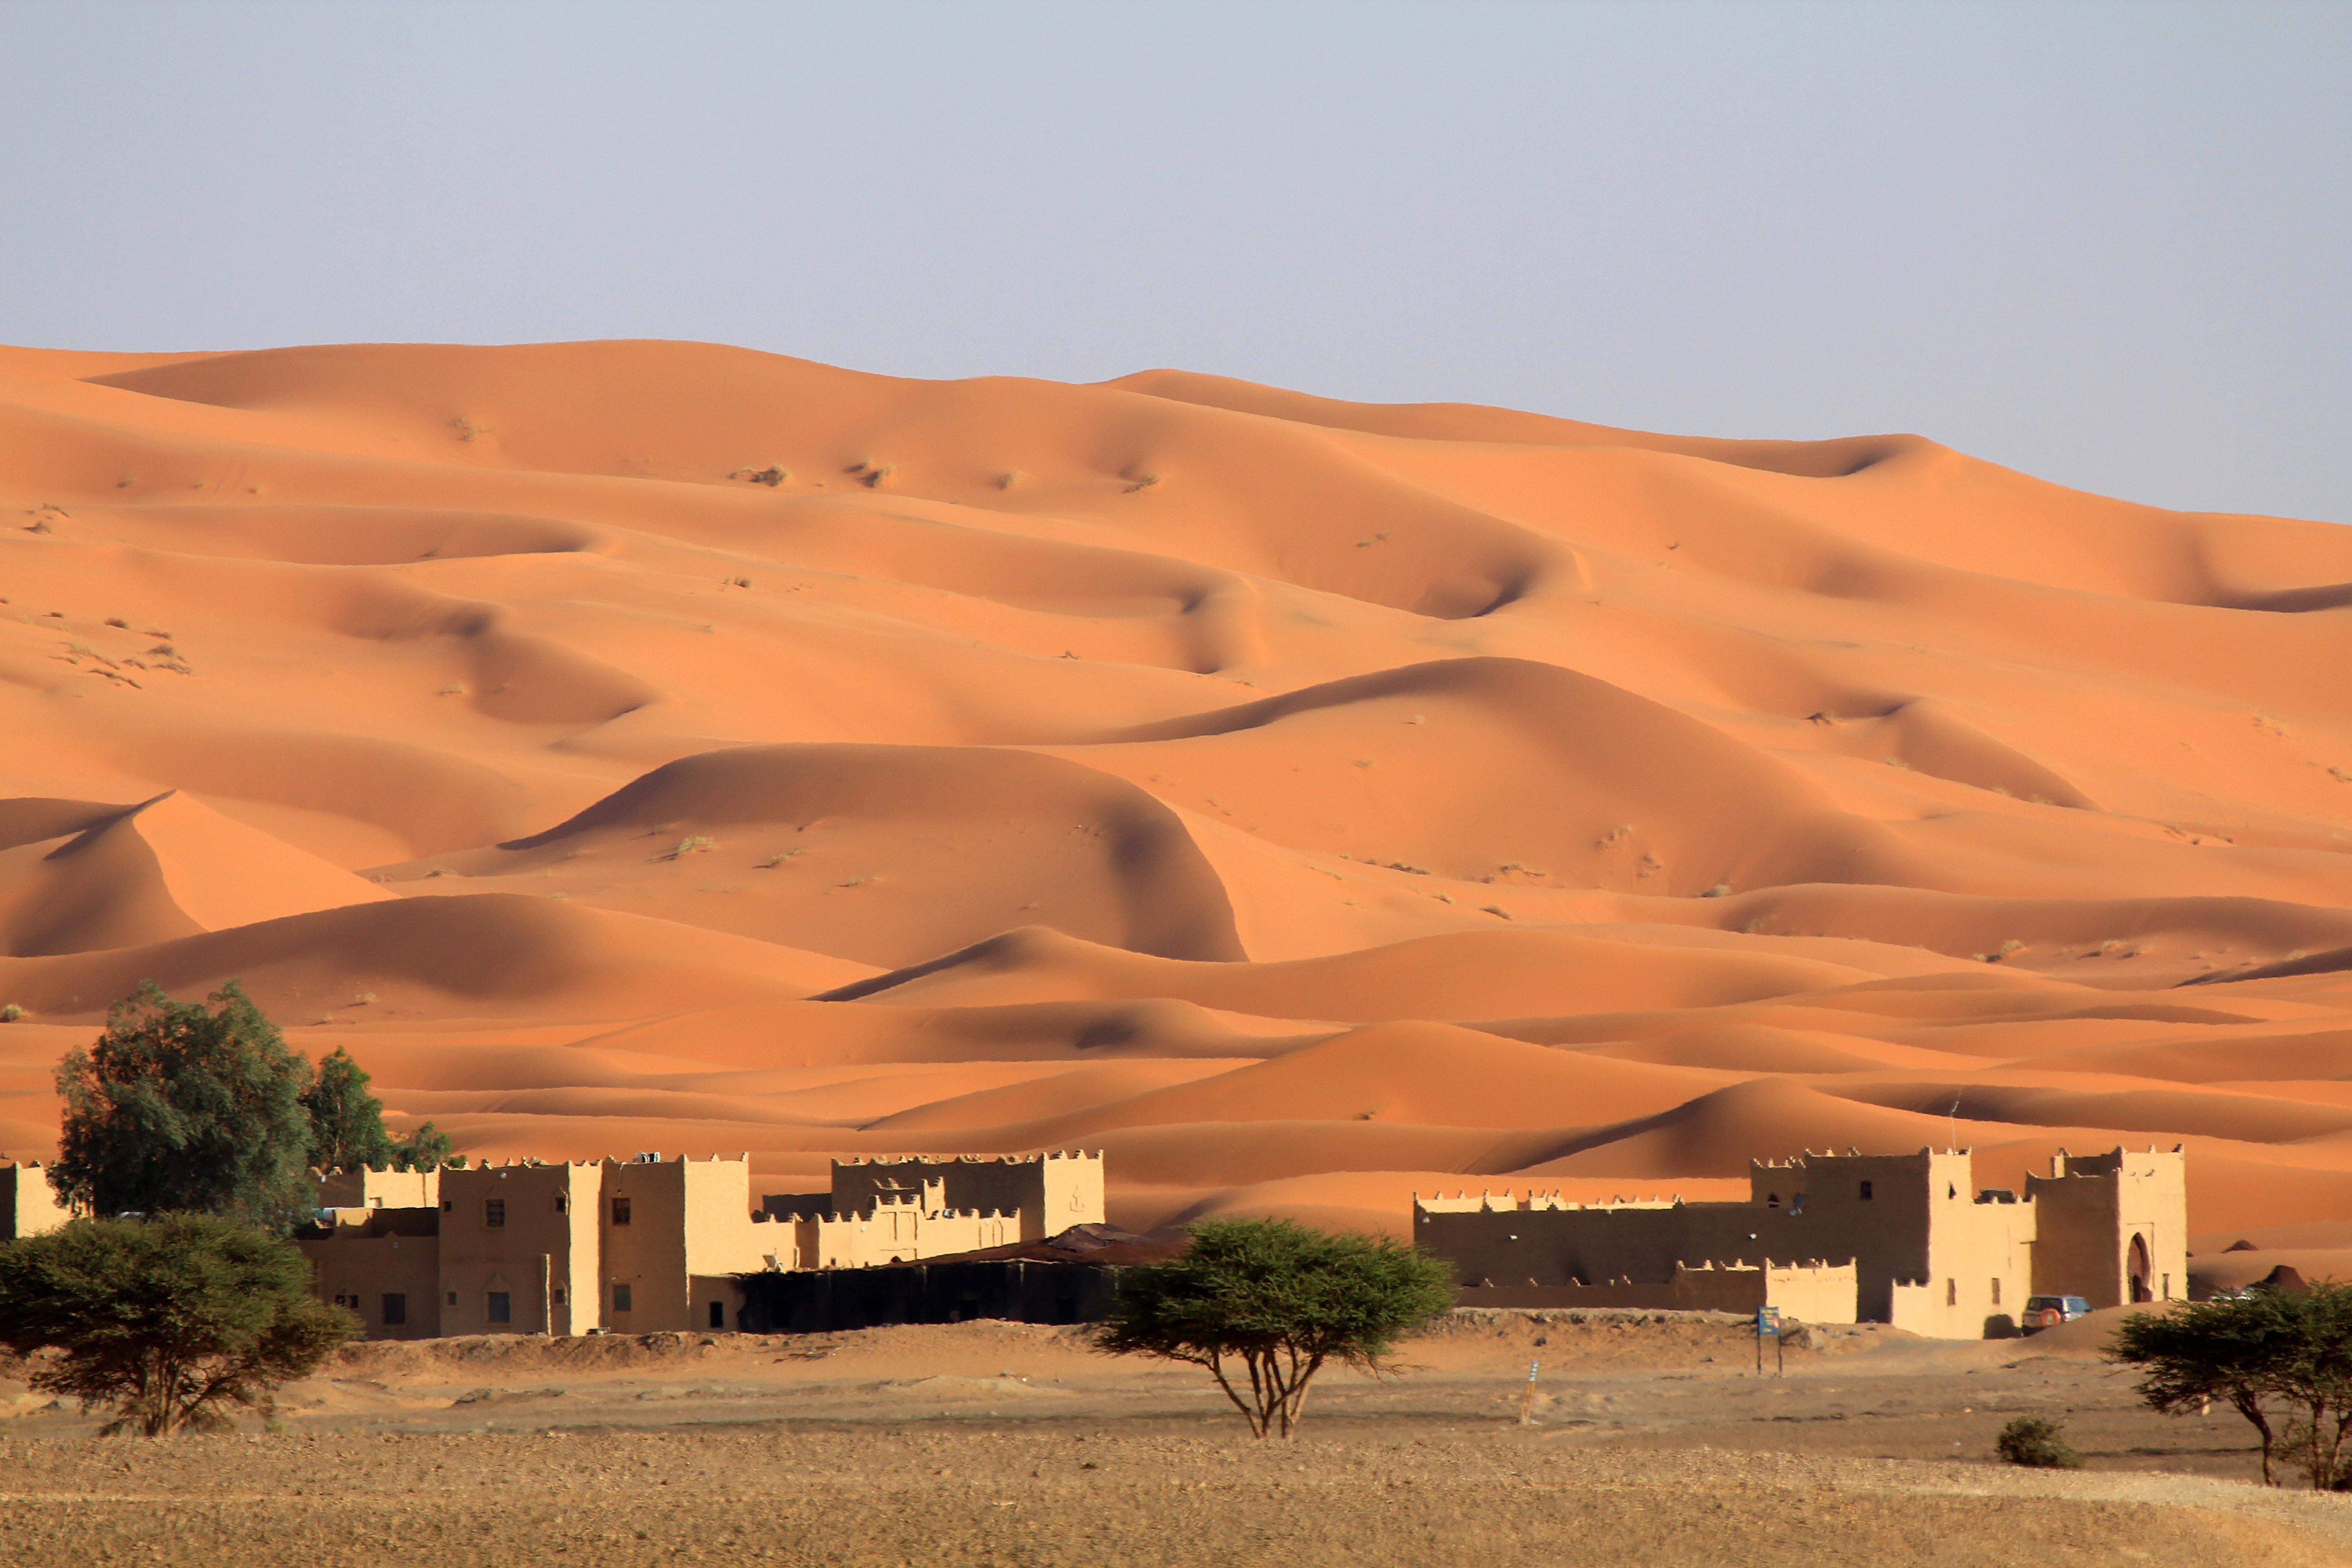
2,1,2345,522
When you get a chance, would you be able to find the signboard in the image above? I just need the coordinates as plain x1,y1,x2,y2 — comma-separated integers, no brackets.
1756,1306,1780,1337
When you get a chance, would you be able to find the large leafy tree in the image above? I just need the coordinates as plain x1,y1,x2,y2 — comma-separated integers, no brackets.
1097,1217,1456,1438
301,1046,452,1173
0,1214,358,1436
51,981,316,1229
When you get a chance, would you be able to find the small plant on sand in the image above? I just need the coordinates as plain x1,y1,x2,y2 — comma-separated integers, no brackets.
0,1214,357,1436
731,465,788,487
730,576,753,588
846,461,895,488
104,617,128,629
1994,1416,2082,1469
1097,1218,1454,1440
1700,883,1731,898
0,1003,23,1023
1124,472,1161,493
664,836,716,860
995,470,1023,490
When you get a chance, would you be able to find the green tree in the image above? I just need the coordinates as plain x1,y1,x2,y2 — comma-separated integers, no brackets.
52,981,315,1229
300,1046,452,1173
1096,1218,1456,1438
0,1214,358,1436
2108,1283,2352,1488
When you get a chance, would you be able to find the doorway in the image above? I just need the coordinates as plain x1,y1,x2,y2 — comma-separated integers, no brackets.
2128,1233,2153,1303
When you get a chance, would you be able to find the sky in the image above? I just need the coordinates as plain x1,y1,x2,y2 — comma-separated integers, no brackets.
2,0,2346,523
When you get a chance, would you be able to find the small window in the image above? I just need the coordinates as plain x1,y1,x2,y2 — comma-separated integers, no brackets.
383,1293,407,1326
551,1286,567,1307
612,1196,632,1225
1991,1279,2002,1307
1859,1181,1873,1201
485,1198,505,1229
555,1192,568,1214
1945,1279,1957,1307
708,1300,725,1330
487,1291,511,1324
1946,1182,1957,1200
446,1290,458,1307
613,1283,633,1313
1766,1193,1780,1209
441,1197,453,1212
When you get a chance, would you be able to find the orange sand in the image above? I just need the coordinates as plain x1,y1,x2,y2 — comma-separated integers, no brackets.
3,339,2351,1254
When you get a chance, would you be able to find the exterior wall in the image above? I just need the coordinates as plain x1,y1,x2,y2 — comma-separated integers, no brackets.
314,1167,439,1210
831,1153,1103,1242
2,1163,71,1239
438,1162,601,1337
601,1157,692,1333
1456,1260,1857,1320
784,1203,1019,1271
299,1208,441,1339
1416,1147,2179,1341
2027,1149,2188,1309
681,1156,771,1332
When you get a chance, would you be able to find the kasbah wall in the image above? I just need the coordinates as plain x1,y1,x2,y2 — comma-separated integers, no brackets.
1415,1146,2187,1339
299,1151,1103,1341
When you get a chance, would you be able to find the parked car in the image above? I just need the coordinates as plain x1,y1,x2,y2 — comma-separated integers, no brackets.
2021,1294,2092,1332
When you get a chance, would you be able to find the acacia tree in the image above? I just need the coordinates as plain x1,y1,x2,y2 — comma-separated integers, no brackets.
1097,1218,1455,1438
0,1214,357,1436
2109,1282,2352,1488
302,1047,452,1173
52,982,316,1229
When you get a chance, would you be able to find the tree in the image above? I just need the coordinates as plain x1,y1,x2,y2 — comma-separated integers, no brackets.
52,981,316,1230
1096,1218,1456,1438
0,1214,358,1436
2108,1283,2352,1488
300,1046,452,1173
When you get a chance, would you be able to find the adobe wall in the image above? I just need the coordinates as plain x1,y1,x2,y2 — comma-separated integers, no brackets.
831,1153,1102,1240
1,1163,70,1240
298,1209,441,1339
1452,1260,1855,1322
439,1162,601,1336
602,1158,692,1332
2027,1149,2187,1308
314,1167,438,1211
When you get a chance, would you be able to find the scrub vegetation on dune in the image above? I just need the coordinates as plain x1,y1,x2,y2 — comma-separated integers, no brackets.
1,339,2351,1257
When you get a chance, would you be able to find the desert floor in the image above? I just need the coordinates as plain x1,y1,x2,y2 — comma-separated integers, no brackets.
7,1313,2352,1566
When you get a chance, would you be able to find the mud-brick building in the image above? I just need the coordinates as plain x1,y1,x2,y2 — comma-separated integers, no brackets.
1,1162,70,1240
301,1154,785,1341
301,1150,1107,1341
1415,1146,2186,1339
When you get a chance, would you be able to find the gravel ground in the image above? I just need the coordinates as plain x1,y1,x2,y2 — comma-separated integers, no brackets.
3,1425,2349,1568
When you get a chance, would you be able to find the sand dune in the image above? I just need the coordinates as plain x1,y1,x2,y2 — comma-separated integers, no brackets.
2,338,2350,1251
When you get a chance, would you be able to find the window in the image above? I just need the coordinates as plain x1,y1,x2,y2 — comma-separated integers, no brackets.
485,1198,505,1229
551,1287,567,1308
612,1283,633,1313
441,1198,453,1212
488,1292,511,1324
612,1196,632,1225
1859,1181,1872,1201
383,1294,407,1326
1990,1279,2002,1307
555,1192,568,1214
709,1300,725,1330
1945,1279,1957,1307
1946,1183,1957,1200
446,1290,458,1307
1766,1193,1779,1209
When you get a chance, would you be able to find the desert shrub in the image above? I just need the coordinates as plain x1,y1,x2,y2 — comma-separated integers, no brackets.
0,1214,356,1435
53,982,316,1230
0,1003,22,1023
1995,1415,2082,1468
1097,1218,1455,1439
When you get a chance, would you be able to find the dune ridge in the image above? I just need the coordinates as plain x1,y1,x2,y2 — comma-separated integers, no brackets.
2,338,2351,1250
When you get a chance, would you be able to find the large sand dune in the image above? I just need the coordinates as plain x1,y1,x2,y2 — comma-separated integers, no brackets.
4,338,2351,1249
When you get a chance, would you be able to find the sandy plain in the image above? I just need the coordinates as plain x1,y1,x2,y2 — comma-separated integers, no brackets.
5,337,2352,1266
7,1313,2352,1566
